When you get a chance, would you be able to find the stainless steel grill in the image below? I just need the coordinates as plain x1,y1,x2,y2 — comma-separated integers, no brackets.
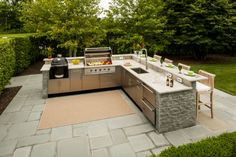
84,47,115,75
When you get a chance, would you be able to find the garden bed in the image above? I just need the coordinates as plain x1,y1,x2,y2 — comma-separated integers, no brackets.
0,86,21,115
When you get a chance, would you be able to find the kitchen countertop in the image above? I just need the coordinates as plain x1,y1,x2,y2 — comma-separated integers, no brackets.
117,59,192,94
133,55,207,82
41,54,207,94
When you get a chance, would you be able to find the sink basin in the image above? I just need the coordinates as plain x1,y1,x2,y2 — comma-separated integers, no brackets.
131,68,148,74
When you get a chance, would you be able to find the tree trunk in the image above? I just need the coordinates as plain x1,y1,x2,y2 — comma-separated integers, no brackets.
73,51,76,57
69,49,72,57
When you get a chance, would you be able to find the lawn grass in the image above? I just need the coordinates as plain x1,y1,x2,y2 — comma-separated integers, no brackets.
190,57,236,95
151,131,236,157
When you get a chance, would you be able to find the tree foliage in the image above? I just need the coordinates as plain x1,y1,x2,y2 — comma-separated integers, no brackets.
164,0,236,58
18,0,236,58
103,0,173,55
0,1,23,32
21,0,105,56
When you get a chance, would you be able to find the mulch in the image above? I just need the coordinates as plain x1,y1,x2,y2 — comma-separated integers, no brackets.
0,86,22,115
16,60,44,76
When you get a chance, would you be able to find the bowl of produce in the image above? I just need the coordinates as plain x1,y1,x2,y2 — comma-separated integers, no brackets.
72,59,80,65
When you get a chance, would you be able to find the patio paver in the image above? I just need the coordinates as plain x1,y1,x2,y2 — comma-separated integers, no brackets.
136,151,152,157
109,143,136,157
92,148,109,157
148,132,169,147
12,146,31,157
0,140,17,156
31,142,56,157
164,129,192,147
51,125,72,141
17,134,50,148
90,135,113,149
0,74,236,157
124,123,154,136
5,121,38,140
110,129,128,145
128,134,155,152
57,137,91,157
151,146,170,155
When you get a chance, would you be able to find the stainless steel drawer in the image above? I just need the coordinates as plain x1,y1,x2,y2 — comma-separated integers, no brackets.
141,98,156,125
142,83,156,106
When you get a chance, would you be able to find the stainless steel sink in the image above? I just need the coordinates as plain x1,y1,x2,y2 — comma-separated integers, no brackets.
131,68,148,74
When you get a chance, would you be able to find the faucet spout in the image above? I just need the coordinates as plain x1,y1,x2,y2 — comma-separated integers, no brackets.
142,48,148,70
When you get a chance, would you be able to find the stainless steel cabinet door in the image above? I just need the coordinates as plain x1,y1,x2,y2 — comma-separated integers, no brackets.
100,73,117,88
48,78,70,94
70,69,82,92
82,75,100,90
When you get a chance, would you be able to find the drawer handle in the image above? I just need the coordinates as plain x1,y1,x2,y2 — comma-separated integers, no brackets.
141,99,155,111
142,84,154,94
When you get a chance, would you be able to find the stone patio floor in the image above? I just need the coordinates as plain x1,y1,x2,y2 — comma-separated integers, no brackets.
0,74,236,157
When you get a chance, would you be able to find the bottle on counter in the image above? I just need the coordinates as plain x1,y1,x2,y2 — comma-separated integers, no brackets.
166,76,169,86
170,76,174,87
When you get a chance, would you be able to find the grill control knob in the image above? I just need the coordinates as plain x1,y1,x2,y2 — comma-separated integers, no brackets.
99,69,101,71
108,68,110,71
95,69,97,72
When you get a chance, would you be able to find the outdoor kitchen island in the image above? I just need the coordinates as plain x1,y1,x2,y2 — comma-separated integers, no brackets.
41,54,207,133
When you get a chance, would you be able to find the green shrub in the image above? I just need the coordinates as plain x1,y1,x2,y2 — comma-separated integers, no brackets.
12,37,32,74
0,38,15,93
0,33,42,93
151,132,236,157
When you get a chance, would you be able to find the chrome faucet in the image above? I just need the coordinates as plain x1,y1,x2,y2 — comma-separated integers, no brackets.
142,48,148,70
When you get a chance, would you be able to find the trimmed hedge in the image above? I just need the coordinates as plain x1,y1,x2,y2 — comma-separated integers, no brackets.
150,132,236,157
0,34,41,93
0,38,15,93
